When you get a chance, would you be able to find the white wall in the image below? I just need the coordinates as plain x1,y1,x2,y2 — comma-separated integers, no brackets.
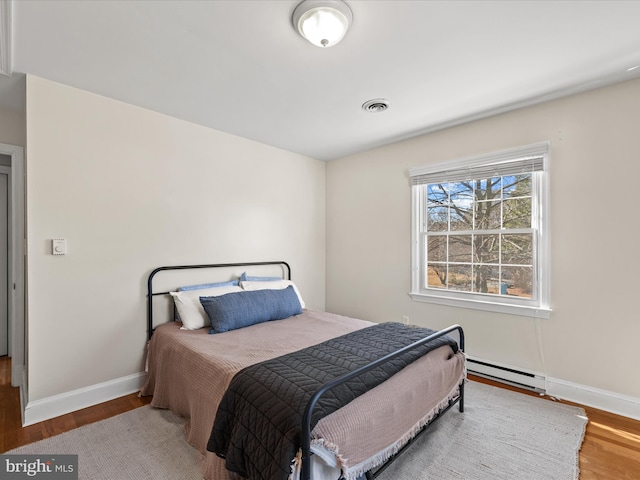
326,78,640,404
25,75,325,403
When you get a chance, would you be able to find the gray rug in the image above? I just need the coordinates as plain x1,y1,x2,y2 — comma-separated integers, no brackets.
376,381,588,480
7,407,202,480
8,381,587,479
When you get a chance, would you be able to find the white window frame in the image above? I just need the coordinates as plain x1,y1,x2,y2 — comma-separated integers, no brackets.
410,142,551,318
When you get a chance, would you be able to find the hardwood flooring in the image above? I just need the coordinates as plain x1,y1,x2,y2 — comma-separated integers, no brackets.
0,357,151,453
1,356,639,478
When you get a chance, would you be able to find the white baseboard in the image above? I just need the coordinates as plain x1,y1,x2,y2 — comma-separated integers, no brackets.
23,372,148,426
467,356,640,421
547,377,640,422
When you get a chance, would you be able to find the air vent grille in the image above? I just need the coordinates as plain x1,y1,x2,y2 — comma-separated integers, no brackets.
362,98,390,112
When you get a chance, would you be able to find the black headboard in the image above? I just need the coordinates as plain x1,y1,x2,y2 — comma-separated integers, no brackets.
146,261,291,339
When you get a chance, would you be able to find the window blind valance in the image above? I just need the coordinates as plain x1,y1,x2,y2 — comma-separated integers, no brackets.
409,142,549,186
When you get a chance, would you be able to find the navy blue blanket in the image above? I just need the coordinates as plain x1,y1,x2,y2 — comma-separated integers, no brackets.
208,322,458,480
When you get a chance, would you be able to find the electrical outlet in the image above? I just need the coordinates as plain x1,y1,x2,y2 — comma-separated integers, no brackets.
402,315,409,325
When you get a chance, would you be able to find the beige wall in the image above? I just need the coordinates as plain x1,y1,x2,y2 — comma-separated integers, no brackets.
326,78,640,400
0,106,25,146
25,75,326,401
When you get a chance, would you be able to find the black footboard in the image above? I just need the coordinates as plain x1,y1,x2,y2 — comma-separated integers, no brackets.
300,324,465,480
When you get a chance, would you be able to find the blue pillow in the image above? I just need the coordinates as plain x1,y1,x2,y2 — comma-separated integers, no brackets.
201,286,302,334
178,280,239,291
239,272,282,282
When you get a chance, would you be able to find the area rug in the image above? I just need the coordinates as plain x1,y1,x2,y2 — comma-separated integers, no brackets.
376,381,588,480
7,381,587,480
6,407,201,480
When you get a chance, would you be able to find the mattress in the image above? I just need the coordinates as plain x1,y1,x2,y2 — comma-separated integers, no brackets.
140,309,465,480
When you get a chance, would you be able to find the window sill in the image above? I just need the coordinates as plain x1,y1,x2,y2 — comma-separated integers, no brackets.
409,292,551,319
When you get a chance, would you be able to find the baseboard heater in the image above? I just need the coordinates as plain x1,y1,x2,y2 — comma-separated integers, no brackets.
467,357,546,393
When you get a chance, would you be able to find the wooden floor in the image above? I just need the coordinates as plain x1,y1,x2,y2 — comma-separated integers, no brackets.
0,357,152,453
1,356,639,479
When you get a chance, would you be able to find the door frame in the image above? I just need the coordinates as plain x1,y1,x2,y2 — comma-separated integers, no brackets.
0,142,25,389
0,165,10,358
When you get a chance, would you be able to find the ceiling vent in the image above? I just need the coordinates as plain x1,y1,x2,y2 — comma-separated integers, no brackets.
362,98,390,113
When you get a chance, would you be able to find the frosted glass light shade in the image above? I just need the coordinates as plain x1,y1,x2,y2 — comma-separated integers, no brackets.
293,0,353,48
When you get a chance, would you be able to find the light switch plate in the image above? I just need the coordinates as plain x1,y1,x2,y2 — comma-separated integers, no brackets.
52,238,66,255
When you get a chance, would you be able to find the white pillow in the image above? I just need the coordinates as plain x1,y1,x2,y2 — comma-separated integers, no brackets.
240,280,306,309
170,285,243,330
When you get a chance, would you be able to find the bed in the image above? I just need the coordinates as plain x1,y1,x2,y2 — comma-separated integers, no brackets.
141,261,466,480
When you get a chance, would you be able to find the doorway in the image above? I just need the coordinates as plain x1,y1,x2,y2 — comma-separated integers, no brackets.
0,143,25,389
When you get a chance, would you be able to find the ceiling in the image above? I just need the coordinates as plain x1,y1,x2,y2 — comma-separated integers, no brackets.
2,0,640,161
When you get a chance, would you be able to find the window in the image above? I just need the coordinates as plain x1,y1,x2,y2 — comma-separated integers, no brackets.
410,143,551,318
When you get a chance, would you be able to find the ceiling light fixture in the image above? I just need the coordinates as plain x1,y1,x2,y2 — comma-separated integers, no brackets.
292,0,353,48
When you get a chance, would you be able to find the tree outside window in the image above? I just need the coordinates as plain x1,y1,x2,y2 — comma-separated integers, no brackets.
425,174,533,298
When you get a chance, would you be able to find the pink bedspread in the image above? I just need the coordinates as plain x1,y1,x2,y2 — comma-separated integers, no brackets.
141,310,465,480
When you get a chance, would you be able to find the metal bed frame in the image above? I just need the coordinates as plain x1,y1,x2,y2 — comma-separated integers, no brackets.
147,260,291,340
146,261,465,480
302,324,465,480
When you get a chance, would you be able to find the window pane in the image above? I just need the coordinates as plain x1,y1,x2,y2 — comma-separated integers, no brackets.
449,182,473,231
449,181,474,202
502,234,533,265
427,183,448,205
503,174,532,198
427,264,447,289
449,235,472,263
427,235,446,262
473,264,499,294
449,265,472,292
474,200,501,230
475,177,502,200
503,197,531,228
427,205,448,231
473,234,499,264
502,266,533,298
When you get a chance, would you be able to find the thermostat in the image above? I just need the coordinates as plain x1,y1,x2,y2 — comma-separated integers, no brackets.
52,238,67,255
